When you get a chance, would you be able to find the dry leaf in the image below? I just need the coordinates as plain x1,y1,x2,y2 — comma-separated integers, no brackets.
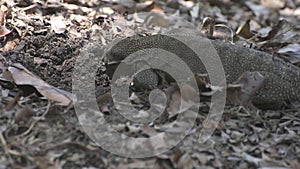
5,91,22,110
61,3,79,10
227,71,265,109
200,17,214,36
0,8,4,25
180,84,198,103
226,84,242,105
165,83,198,118
236,20,255,39
68,27,82,38
120,159,156,169
262,19,298,43
0,38,19,51
150,1,164,13
278,44,300,64
111,1,155,14
245,1,271,18
15,106,36,123
50,16,67,34
7,63,73,105
141,125,158,137
136,1,156,12
99,7,115,15
165,85,180,117
260,0,285,9
0,26,11,37
192,152,214,165
118,0,136,9
143,12,170,28
177,153,194,169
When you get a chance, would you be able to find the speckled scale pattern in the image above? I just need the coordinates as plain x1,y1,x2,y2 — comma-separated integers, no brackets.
212,41,299,103
105,29,300,104
132,69,158,90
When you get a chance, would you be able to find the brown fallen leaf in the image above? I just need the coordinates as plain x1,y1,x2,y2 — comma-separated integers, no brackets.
118,159,157,169
260,0,285,9
143,12,170,28
245,1,271,19
0,25,11,37
289,159,300,169
236,19,255,39
0,8,4,25
177,153,195,169
136,1,157,12
192,152,215,165
259,19,299,44
5,91,22,110
200,17,215,37
0,38,19,51
166,83,199,118
112,0,156,14
165,84,180,117
277,44,300,64
181,84,199,103
50,16,67,34
61,2,78,10
141,124,158,137
227,71,265,109
6,63,73,105
14,106,36,123
225,84,242,105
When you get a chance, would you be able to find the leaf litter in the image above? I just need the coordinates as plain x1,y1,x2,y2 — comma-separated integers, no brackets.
0,0,299,168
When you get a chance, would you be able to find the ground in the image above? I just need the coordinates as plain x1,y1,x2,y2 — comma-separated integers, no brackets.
0,0,300,168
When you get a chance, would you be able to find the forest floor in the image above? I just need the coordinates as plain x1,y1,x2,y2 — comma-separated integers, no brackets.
0,0,300,168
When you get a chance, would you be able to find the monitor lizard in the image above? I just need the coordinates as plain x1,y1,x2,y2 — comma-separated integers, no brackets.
103,28,300,106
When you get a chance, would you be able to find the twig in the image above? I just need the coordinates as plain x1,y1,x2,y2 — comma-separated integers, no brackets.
19,100,51,137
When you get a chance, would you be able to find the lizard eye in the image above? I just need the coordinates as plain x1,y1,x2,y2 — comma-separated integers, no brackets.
130,81,135,87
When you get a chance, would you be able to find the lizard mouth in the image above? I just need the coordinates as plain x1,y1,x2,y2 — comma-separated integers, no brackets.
105,61,120,78
106,60,121,65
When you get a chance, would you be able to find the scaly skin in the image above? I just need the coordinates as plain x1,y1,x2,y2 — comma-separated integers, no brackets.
105,28,300,105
